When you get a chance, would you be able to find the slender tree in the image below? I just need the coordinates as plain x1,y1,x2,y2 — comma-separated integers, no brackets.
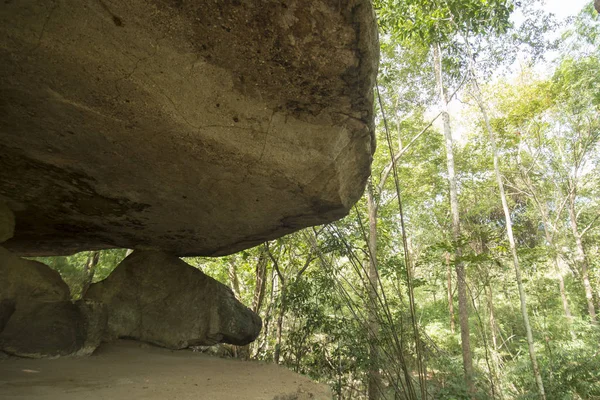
81,250,100,298
366,179,383,399
433,41,475,393
469,76,546,399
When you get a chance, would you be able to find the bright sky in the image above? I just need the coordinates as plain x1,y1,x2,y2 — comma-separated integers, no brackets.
508,0,591,77
544,0,590,19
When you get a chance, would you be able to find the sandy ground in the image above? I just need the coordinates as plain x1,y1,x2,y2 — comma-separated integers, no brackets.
0,340,331,400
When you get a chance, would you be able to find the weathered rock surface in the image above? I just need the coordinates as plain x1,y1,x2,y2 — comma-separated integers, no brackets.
0,299,15,333
0,203,14,244
0,0,378,257
76,300,109,356
0,247,70,303
86,250,262,348
0,248,105,357
0,300,106,358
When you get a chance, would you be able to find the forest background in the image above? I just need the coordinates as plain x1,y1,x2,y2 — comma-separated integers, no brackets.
37,1,600,399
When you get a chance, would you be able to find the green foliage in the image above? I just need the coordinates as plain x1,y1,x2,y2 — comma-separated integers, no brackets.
510,330,600,399
375,0,514,44
33,249,126,299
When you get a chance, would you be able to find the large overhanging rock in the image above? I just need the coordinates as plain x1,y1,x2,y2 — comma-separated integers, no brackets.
0,0,378,256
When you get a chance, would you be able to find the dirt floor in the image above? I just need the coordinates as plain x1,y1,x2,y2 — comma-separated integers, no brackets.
0,340,331,399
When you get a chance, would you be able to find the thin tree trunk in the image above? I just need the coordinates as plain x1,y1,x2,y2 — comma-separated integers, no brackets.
556,261,574,328
81,251,100,298
486,284,504,400
520,169,574,325
596,274,600,312
228,256,242,300
433,42,474,394
446,253,456,334
260,267,277,357
269,247,286,365
568,192,597,323
537,204,574,327
273,291,286,364
253,248,268,312
238,248,268,360
366,180,382,400
471,82,546,400
543,228,573,325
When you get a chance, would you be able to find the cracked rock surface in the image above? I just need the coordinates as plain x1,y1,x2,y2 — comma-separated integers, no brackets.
0,0,378,256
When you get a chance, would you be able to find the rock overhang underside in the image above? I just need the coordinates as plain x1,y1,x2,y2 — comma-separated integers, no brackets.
0,0,379,257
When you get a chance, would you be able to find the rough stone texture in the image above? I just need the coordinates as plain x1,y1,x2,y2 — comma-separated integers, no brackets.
0,246,70,303
0,301,83,358
595,0,600,14
0,202,15,244
0,300,106,358
0,0,378,257
0,248,105,357
76,299,109,356
0,299,15,333
86,250,262,349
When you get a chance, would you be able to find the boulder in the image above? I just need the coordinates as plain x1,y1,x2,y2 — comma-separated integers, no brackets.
0,202,14,243
0,299,15,333
86,250,262,349
0,248,105,357
76,299,109,356
0,246,70,303
0,0,378,257
0,300,106,358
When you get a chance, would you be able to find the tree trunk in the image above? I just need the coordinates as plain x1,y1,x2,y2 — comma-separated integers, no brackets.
486,284,504,400
446,253,456,334
471,82,546,400
522,171,574,326
228,256,242,300
538,206,574,327
548,242,573,325
568,192,597,324
237,250,268,360
366,180,382,400
273,288,286,365
252,247,268,313
433,42,474,394
557,260,574,328
487,285,498,353
81,251,100,298
260,267,277,357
